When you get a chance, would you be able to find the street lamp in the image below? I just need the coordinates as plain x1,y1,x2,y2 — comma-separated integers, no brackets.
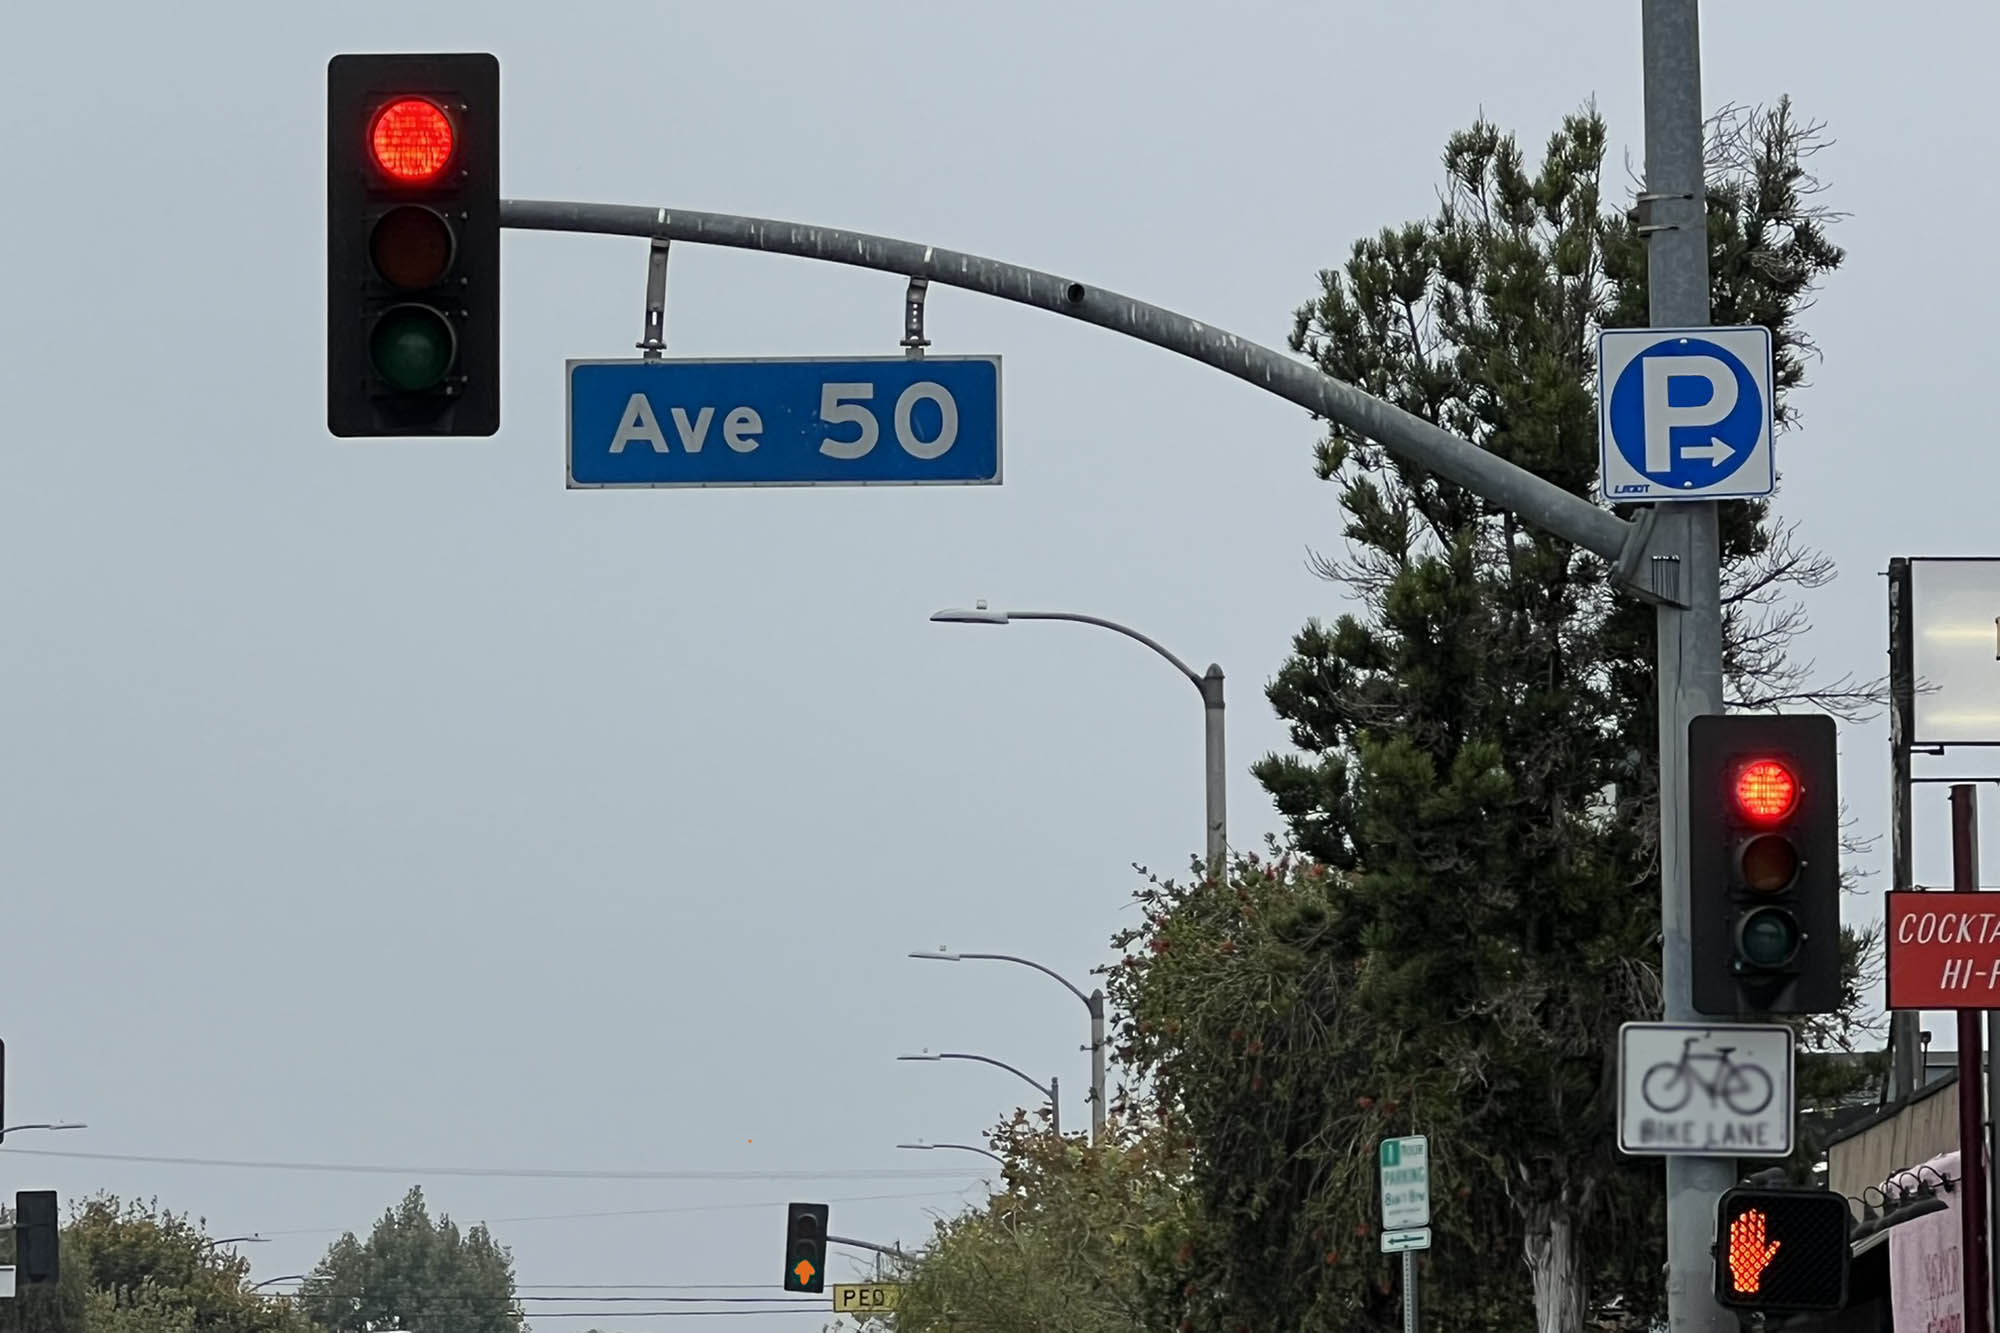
248,1274,309,1292
910,947,1107,1143
202,1235,268,1251
899,1051,1060,1137
897,1141,1007,1167
930,602,1227,874
0,1121,87,1141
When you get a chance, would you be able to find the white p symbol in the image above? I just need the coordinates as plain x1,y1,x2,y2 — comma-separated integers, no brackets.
1642,355,1738,474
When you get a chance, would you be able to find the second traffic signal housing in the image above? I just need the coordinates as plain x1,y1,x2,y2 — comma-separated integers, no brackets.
1688,713,1841,1016
784,1202,829,1294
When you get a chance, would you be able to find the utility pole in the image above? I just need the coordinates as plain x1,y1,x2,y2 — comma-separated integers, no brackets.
1639,3,1730,1329
1200,663,1226,874
1888,559,1922,1101
1088,987,1107,1143
1952,783,1991,1333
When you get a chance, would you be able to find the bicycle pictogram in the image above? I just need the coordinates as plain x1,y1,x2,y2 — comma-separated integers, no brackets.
1640,1036,1775,1116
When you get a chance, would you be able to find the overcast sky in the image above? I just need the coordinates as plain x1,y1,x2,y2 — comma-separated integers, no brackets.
2,1,1996,1327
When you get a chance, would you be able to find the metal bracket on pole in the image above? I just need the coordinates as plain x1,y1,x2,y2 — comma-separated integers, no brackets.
1610,506,1692,609
1630,190,1696,237
637,238,670,359
901,277,930,358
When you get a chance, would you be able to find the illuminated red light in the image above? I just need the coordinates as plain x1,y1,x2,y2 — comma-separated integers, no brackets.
1728,1207,1781,1294
1733,759,1799,825
369,97,455,182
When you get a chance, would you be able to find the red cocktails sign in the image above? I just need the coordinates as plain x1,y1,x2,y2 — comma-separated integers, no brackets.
1887,891,2000,1009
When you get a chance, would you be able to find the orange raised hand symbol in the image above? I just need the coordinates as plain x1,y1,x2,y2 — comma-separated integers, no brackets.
1728,1208,1782,1294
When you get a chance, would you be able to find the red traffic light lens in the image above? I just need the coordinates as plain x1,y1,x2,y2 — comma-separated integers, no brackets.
1734,759,1799,825
369,97,455,182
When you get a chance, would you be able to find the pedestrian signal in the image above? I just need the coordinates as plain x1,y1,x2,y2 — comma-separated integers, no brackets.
1714,1185,1849,1313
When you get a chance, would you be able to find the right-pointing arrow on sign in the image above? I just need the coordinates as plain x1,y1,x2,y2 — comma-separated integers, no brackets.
1681,437,1739,465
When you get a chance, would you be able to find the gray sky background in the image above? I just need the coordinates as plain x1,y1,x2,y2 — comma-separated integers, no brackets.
2,1,1995,1325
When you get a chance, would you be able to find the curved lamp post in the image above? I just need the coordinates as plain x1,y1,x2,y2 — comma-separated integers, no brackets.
248,1275,309,1292
0,1122,86,1142
930,602,1226,874
897,1141,1006,1167
899,1051,1059,1137
910,947,1106,1143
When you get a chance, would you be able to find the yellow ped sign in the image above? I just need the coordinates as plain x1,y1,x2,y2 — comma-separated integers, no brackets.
831,1282,901,1316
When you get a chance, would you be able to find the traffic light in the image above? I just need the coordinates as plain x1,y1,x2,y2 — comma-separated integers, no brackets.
783,1202,829,1293
15,1190,59,1285
327,52,500,437
1689,713,1841,1015
1713,1185,1849,1313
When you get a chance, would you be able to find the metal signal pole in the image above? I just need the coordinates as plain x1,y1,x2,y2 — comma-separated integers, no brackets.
1639,4,1732,1329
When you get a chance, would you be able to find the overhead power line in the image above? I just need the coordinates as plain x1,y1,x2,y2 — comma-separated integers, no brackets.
252,1280,804,1288
275,1307,829,1320
0,1146,979,1183
250,1186,976,1238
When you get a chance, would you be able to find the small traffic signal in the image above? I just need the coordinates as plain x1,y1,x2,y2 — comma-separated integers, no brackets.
1714,1185,1849,1313
327,52,500,437
15,1190,59,1285
783,1202,829,1293
1689,713,1841,1015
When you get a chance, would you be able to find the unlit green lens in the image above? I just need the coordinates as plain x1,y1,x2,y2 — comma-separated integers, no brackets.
370,305,455,391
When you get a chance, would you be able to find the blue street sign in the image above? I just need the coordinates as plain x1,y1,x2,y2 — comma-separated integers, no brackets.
1597,326,1774,502
566,356,1002,489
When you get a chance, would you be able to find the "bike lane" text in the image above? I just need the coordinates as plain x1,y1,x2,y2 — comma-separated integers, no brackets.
1633,1118,1777,1150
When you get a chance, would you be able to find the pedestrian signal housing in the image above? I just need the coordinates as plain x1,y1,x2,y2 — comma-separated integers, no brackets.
1714,1185,1850,1313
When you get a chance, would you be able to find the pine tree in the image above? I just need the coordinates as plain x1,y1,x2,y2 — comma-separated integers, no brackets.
1110,100,1874,1333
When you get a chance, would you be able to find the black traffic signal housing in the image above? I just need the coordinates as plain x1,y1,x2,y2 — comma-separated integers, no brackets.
1714,1184,1850,1314
783,1202,829,1293
327,52,500,437
15,1190,59,1285
1689,713,1841,1016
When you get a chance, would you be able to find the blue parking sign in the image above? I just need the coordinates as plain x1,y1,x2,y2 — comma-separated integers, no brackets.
1598,326,1774,502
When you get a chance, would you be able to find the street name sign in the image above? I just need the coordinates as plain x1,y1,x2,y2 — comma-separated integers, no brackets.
1886,890,2000,1008
831,1283,901,1316
1380,1227,1432,1255
1597,326,1774,503
567,355,1002,489
1378,1135,1430,1230
1617,1021,1793,1157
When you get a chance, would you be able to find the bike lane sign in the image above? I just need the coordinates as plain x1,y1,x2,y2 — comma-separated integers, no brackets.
1617,1022,1794,1158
